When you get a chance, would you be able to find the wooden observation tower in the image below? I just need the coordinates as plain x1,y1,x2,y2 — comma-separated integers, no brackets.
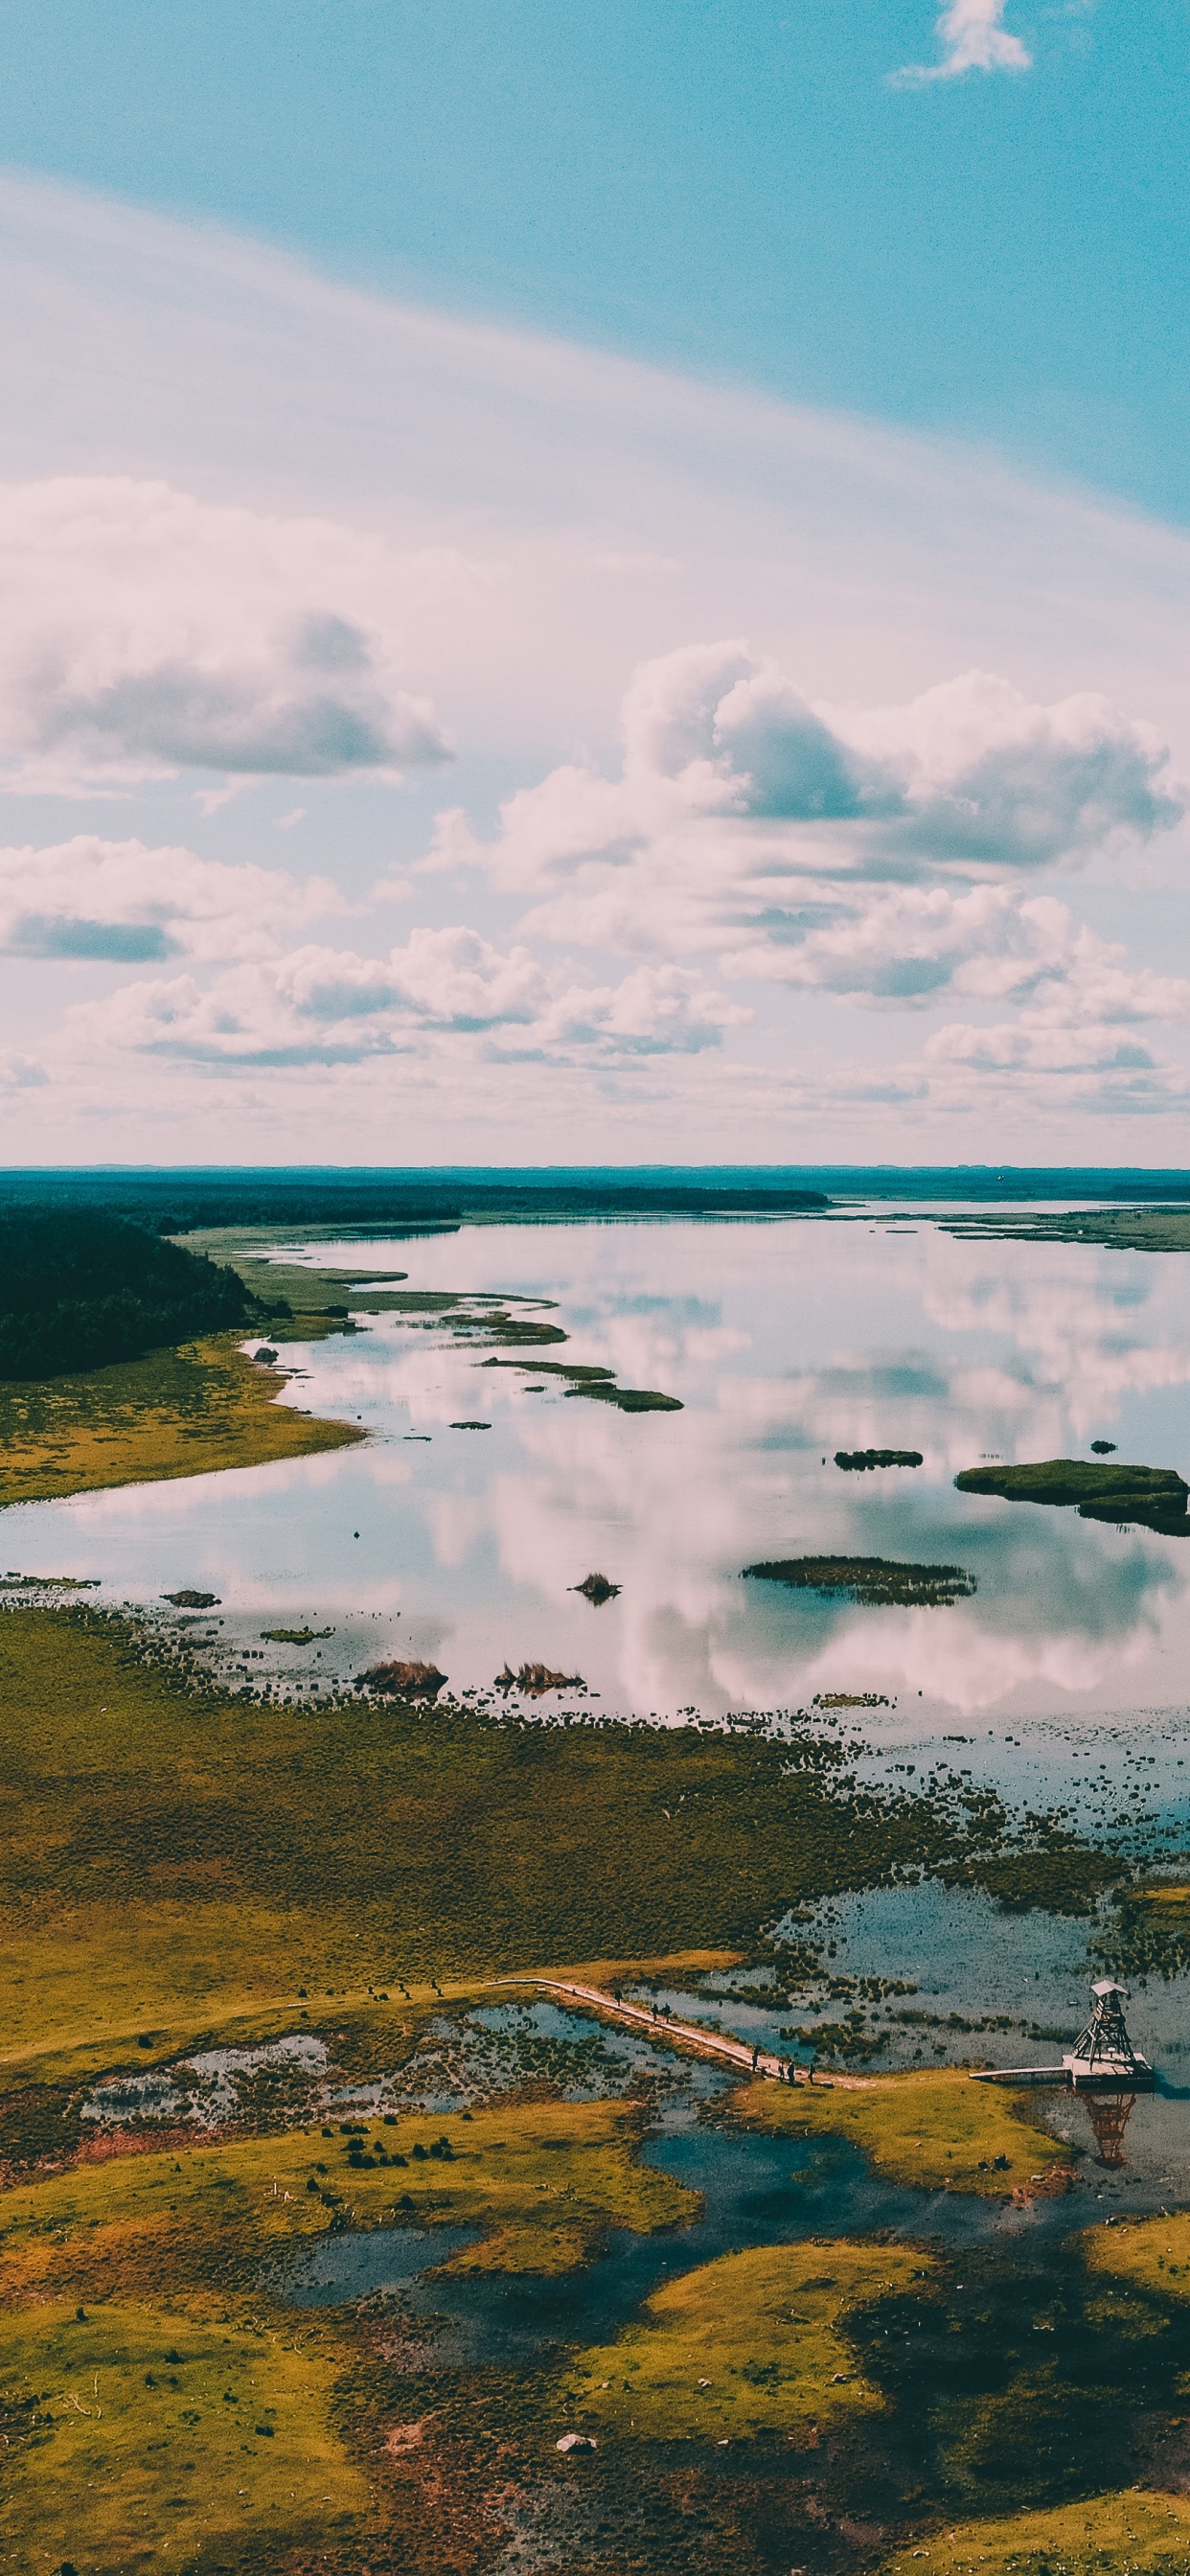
1063,1980,1154,2092
970,1978,1154,2093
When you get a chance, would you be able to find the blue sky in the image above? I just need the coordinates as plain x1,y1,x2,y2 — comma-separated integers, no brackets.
0,3,1187,1165
0,0,1182,518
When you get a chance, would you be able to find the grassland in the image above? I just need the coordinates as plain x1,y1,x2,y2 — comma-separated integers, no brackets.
882,2491,1190,2573
0,1333,362,1507
0,1604,1174,2573
1082,2206,1190,2298
0,2099,690,2572
564,2238,932,2440
731,2068,1072,2196
0,1604,981,2078
941,1206,1190,1254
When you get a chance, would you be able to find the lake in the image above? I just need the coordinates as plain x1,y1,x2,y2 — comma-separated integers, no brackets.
10,1206,1190,1746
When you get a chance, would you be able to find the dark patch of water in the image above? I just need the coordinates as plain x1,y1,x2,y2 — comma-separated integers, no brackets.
275,2220,480,2306
271,2116,1076,2364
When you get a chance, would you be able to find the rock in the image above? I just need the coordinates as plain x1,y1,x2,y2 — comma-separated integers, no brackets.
359,1660,447,1699
162,1590,220,1609
252,1346,279,1364
556,2432,597,2452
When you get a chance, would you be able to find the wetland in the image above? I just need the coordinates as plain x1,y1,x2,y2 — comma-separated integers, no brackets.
6,1184,1190,2573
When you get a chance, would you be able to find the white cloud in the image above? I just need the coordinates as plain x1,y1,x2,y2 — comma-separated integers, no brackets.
462,645,1180,981
1,178,1189,1162
71,933,743,1071
0,478,454,791
0,833,335,963
896,0,1032,84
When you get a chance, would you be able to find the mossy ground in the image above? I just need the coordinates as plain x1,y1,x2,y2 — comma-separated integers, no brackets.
0,2301,367,2574
881,2490,1190,2573
0,1605,972,2071
0,2100,693,2573
731,2069,1072,2197
0,1333,361,1506
565,2238,932,2440
1083,2206,1190,2298
0,1607,1177,2572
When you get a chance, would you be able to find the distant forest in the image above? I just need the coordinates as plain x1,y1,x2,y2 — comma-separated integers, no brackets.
0,1169,832,1234
0,1212,260,1382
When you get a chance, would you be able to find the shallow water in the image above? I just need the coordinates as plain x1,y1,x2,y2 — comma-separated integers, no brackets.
272,2113,1099,2359
10,1208,1190,1740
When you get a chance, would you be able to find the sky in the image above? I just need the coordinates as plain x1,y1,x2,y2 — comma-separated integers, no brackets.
0,0,1188,1166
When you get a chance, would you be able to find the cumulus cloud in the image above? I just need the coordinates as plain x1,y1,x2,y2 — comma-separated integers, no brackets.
895,0,1032,84
724,887,1190,1021
459,644,1180,983
0,834,336,962
0,478,453,790
72,932,744,1071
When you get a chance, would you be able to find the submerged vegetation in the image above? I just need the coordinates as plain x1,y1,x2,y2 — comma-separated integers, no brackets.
743,1555,977,1607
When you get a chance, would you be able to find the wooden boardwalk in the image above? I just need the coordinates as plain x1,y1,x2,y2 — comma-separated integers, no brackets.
536,1976,837,2087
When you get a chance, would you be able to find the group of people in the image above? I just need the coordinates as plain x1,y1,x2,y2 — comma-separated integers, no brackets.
614,1988,815,2084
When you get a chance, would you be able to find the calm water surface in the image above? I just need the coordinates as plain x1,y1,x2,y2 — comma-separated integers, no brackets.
11,1209,1190,1736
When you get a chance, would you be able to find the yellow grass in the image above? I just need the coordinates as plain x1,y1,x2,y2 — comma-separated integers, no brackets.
0,1331,361,1506
0,2101,696,2568
733,2067,1072,2196
0,2301,367,2574
1083,2208,1190,2299
881,2489,1190,2573
565,2238,933,2440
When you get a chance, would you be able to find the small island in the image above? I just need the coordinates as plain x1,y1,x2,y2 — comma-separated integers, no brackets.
743,1554,976,1607
954,1459,1190,1533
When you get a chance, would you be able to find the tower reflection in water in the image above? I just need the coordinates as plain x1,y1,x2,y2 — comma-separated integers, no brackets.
1081,2090,1137,2168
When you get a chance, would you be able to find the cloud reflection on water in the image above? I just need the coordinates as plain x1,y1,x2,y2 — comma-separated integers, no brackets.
10,1213,1190,1724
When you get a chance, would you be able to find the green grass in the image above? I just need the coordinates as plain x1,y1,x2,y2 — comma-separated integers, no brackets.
0,2301,367,2575
881,2490,1190,2574
0,2099,688,2572
731,2068,1073,2196
954,1459,1188,1509
742,1556,977,1606
0,1333,362,1506
564,2238,932,2441
0,1606,975,2072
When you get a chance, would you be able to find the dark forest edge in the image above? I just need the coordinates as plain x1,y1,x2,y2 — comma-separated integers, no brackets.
0,1210,269,1382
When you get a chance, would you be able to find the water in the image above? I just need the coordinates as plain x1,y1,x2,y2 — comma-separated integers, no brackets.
272,2117,1067,2358
10,1208,1190,1741
11,1207,1190,2178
